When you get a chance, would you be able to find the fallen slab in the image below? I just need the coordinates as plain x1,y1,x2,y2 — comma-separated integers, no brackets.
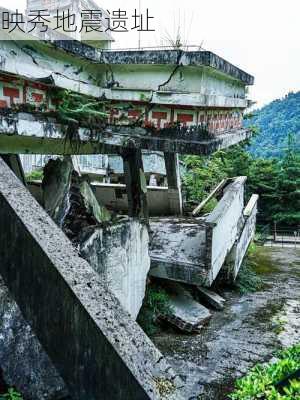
196,287,225,311
0,157,184,400
160,283,211,333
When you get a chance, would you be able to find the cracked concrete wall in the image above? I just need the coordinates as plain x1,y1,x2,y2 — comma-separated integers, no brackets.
0,37,103,97
0,158,184,400
80,219,150,319
0,39,250,110
105,64,245,99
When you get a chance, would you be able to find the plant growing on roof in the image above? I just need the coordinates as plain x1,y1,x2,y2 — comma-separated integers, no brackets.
56,90,109,127
0,388,23,400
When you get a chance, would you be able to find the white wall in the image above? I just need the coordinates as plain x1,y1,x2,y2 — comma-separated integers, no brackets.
93,183,171,216
80,219,150,319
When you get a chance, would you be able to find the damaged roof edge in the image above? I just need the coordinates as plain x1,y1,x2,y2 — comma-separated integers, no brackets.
50,40,254,85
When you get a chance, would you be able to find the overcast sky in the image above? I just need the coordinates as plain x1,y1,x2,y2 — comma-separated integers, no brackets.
2,0,300,107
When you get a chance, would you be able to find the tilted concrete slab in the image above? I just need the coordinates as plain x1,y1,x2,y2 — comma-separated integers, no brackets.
0,111,252,156
149,217,209,286
0,158,184,400
225,194,259,281
149,177,253,287
206,176,247,282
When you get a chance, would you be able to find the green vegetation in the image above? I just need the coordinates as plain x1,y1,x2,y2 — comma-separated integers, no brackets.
25,169,43,182
55,90,109,127
182,135,300,227
137,283,173,336
233,244,263,294
245,91,300,158
230,344,300,400
0,388,23,400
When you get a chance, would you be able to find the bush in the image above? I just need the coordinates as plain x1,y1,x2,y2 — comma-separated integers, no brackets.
230,344,300,400
137,284,173,336
233,244,263,294
0,388,23,400
234,263,263,295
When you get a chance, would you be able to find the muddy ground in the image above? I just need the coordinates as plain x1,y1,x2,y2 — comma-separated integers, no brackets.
153,246,300,399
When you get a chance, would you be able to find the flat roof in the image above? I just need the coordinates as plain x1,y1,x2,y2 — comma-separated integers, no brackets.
52,41,254,85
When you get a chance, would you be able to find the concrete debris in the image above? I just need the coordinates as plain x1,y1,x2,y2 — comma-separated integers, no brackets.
160,283,211,333
196,287,225,311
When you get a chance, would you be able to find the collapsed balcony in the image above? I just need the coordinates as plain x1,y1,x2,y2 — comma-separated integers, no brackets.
149,177,259,286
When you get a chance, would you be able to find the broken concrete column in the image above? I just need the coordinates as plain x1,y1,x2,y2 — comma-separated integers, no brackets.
42,157,110,239
42,157,73,228
80,218,150,319
122,149,149,221
0,158,184,400
164,153,183,215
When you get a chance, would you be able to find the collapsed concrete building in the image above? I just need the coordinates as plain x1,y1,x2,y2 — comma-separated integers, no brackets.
0,11,258,399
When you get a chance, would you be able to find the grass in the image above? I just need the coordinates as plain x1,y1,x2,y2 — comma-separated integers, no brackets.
137,282,173,336
230,344,300,400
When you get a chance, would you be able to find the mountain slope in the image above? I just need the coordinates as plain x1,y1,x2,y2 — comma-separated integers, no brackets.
246,91,300,158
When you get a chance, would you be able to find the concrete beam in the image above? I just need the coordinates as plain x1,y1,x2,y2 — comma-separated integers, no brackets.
0,112,252,156
0,158,184,400
1,154,26,186
164,153,183,215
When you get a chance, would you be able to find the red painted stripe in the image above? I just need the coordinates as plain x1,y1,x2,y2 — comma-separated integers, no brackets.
3,87,20,99
177,113,194,123
152,111,167,120
128,110,141,118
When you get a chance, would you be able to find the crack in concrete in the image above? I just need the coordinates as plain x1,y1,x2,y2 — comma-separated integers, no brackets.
157,51,183,91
